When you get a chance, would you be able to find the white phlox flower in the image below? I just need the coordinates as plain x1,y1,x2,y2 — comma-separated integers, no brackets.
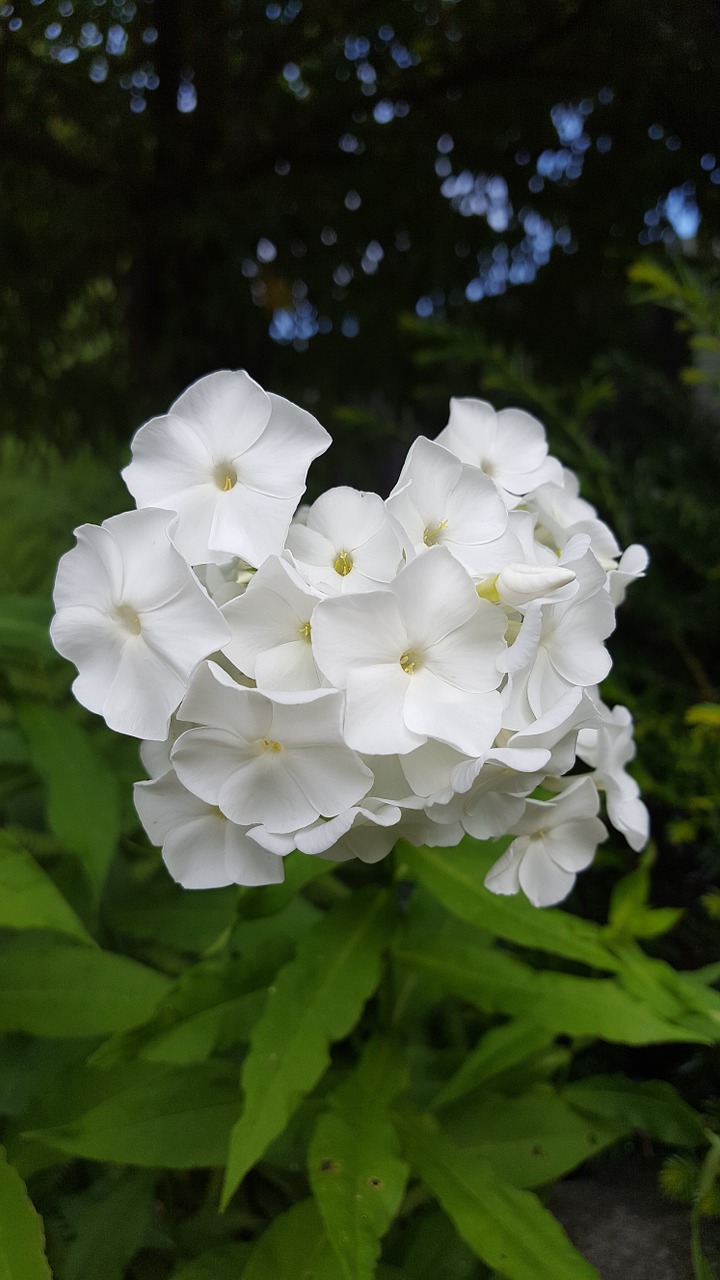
221,553,324,691
51,508,230,740
444,688,600,839
122,369,331,568
386,437,510,573
435,398,563,505
530,471,621,569
311,546,507,756
286,485,404,595
171,662,373,834
577,701,650,852
50,372,649,903
501,547,615,728
134,769,285,888
484,775,608,907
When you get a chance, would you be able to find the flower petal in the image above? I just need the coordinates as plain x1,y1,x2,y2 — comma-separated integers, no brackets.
344,663,424,755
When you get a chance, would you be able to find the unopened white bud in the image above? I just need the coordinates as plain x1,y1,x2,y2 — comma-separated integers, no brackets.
495,562,576,607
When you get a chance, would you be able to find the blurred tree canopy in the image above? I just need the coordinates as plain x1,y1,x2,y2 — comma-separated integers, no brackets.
2,0,720,460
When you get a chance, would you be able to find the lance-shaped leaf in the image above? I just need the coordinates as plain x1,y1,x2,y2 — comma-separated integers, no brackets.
436,1083,624,1188
92,939,294,1068
222,889,391,1207
399,839,617,971
0,1144,52,1280
395,1109,599,1280
0,832,95,944
394,936,713,1044
609,940,720,1041
242,1199,340,1279
562,1076,706,1147
0,941,168,1036
18,704,121,894
309,1039,409,1280
431,1019,554,1110
24,1062,238,1168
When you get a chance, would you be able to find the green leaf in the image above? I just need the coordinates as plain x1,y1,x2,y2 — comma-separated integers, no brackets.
105,870,239,954
93,940,294,1067
400,840,618,971
431,1019,554,1110
61,1170,155,1280
0,832,95,944
562,1076,706,1147
0,596,53,658
0,941,168,1036
25,1062,238,1168
308,1040,409,1280
437,1084,623,1188
397,1209,477,1280
609,942,720,1040
395,937,708,1044
608,862,650,926
171,1243,253,1279
395,1108,599,1280
0,1144,52,1280
607,863,683,940
222,890,392,1207
241,1199,342,1280
17,704,120,893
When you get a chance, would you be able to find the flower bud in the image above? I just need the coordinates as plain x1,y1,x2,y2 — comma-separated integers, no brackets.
495,562,576,607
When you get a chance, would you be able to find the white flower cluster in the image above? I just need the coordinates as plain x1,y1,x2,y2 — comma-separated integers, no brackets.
51,371,650,906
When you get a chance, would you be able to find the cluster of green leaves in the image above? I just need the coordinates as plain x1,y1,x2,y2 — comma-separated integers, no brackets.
1,776,719,1279
1,757,717,1280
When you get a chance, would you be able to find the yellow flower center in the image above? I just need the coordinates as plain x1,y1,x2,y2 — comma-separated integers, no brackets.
334,549,354,576
261,739,283,753
400,649,419,675
214,462,238,491
299,620,311,642
116,604,141,635
423,519,448,547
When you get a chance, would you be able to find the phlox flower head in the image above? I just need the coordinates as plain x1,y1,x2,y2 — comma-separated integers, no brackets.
50,368,649,909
